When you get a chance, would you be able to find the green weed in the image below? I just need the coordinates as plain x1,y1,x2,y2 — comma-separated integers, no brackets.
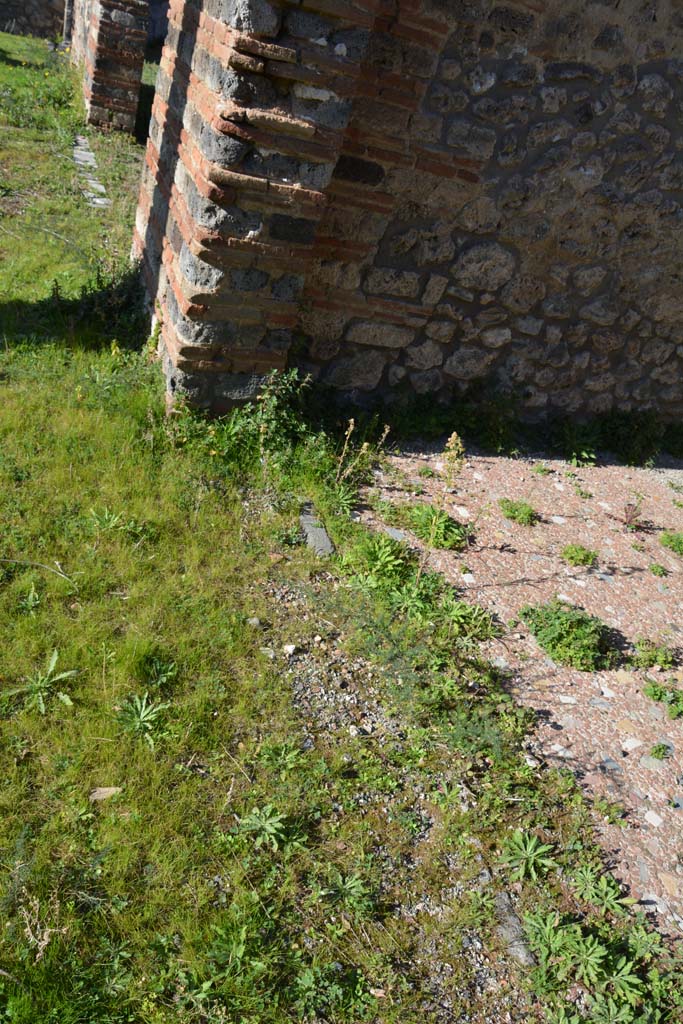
116,692,170,748
499,830,559,881
629,639,675,671
383,501,473,551
237,805,290,852
524,908,682,1023
4,649,77,715
661,531,683,556
561,545,598,568
499,498,538,526
520,600,617,671
643,680,683,719
570,866,633,916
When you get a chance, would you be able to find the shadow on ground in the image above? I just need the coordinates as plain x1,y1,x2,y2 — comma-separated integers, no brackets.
0,42,31,68
0,263,147,350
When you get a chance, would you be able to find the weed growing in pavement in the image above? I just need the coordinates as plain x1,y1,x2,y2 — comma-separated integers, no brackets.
378,500,473,551
520,600,617,671
443,430,466,484
660,531,683,556
643,680,683,719
408,504,472,549
649,563,668,578
629,638,676,671
565,471,593,499
592,797,627,827
649,743,671,761
532,463,552,476
621,494,647,533
561,544,598,568
499,498,539,526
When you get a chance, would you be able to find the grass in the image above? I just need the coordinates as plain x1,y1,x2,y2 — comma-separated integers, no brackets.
0,33,144,346
1,34,683,1024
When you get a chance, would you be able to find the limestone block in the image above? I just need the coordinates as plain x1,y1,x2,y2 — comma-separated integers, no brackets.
444,347,496,380
325,351,387,390
405,340,443,370
346,322,415,349
452,242,516,292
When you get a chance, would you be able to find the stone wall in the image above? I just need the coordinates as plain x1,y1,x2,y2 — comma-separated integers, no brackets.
135,0,683,419
1,0,65,38
71,0,149,132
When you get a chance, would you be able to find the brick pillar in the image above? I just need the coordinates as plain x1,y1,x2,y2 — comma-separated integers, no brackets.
133,0,383,411
75,0,148,132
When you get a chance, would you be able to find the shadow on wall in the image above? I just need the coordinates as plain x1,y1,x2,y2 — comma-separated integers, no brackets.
134,1,170,143
148,0,169,43
139,0,198,311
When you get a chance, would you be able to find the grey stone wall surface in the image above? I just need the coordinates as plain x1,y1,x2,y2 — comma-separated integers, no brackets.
130,0,683,419
298,0,683,418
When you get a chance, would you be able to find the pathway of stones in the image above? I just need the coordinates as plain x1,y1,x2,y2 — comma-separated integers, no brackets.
72,135,111,209
360,445,683,934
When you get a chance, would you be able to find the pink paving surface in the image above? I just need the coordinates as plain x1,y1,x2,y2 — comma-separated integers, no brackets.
362,444,683,934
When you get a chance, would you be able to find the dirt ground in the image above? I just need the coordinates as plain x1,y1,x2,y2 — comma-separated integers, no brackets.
361,443,683,934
